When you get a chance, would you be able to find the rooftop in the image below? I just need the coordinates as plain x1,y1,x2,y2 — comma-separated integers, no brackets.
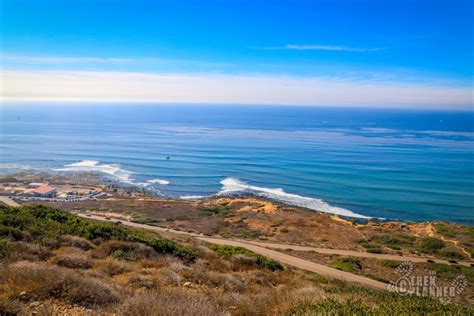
32,184,56,194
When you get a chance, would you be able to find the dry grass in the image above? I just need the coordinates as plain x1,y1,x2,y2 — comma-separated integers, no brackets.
117,288,225,316
95,257,133,276
58,235,94,250
0,261,120,307
4,241,52,262
0,203,471,314
53,252,92,269
93,240,157,261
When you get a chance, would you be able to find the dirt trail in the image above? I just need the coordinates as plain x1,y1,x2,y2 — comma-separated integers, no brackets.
243,241,473,267
77,213,474,289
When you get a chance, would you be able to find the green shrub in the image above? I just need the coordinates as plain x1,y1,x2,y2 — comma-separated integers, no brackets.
0,239,12,259
197,204,233,218
280,228,289,233
270,220,284,227
418,237,445,254
366,247,384,254
426,263,474,283
132,216,158,225
0,226,23,240
287,293,473,315
467,248,474,259
463,226,474,238
438,250,464,260
0,204,197,262
235,230,262,238
434,224,455,238
378,259,399,268
331,257,362,272
210,245,283,271
353,237,366,244
371,234,414,248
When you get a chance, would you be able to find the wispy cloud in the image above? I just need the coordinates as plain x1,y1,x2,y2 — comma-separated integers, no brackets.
255,44,386,52
1,70,471,109
0,55,132,64
0,54,232,68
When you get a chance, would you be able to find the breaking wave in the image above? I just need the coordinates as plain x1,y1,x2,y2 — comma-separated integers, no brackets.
54,160,134,183
218,177,369,219
54,160,169,190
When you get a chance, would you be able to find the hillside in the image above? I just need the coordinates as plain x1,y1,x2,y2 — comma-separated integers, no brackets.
0,204,472,315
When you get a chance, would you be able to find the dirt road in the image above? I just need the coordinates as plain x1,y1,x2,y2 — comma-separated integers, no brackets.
76,213,474,290
243,241,473,267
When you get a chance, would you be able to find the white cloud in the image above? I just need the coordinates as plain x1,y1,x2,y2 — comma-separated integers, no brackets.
255,44,385,52
0,70,472,109
0,55,132,64
0,54,232,67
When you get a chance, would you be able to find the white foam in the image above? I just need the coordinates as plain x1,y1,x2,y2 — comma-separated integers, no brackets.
54,160,134,183
179,195,205,200
146,179,170,185
218,177,370,219
54,160,170,195
0,163,32,170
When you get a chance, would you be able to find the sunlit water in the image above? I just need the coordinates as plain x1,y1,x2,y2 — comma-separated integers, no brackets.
1,104,473,224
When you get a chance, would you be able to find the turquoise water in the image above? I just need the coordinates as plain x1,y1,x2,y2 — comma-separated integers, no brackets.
1,104,473,224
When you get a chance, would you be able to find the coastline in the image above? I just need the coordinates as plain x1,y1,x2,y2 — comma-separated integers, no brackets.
1,171,473,258
1,171,473,306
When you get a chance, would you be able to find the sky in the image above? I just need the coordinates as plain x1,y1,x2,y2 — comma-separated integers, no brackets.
0,0,473,109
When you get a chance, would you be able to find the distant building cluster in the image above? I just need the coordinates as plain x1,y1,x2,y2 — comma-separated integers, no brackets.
0,181,112,202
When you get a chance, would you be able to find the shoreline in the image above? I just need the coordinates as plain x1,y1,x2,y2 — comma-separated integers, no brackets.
1,171,473,261
0,169,467,226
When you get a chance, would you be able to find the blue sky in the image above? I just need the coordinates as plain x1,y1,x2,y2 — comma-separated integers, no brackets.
0,0,473,108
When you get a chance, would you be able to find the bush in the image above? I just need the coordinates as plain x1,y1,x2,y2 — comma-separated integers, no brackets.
0,204,197,262
58,235,94,250
379,259,399,268
418,237,445,254
427,263,474,283
366,247,384,254
4,241,52,262
95,240,156,261
0,239,12,259
0,261,119,307
210,245,283,271
197,204,233,218
280,228,290,233
132,216,158,225
288,296,473,315
331,257,362,272
53,252,92,269
371,234,414,248
117,288,223,316
97,258,132,276
270,220,284,227
434,224,455,238
438,250,464,260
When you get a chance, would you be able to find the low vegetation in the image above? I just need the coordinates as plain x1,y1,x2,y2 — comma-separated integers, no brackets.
0,204,197,261
417,237,445,254
197,203,234,218
288,285,473,315
378,259,400,268
210,244,283,271
434,223,456,238
0,204,471,314
331,257,362,272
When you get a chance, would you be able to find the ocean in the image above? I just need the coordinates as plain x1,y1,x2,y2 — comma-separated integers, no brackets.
1,104,473,224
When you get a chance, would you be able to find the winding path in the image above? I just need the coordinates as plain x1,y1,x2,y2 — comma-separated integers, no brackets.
74,213,473,290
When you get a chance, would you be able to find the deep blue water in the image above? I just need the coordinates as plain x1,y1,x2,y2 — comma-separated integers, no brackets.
1,104,473,224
